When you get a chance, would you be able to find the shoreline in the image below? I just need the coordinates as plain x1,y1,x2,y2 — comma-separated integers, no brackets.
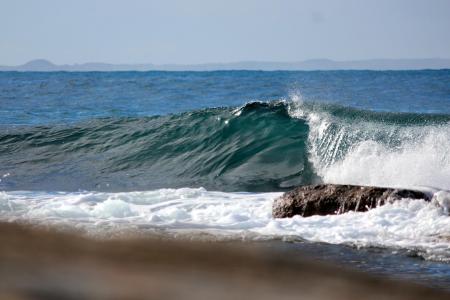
0,221,448,300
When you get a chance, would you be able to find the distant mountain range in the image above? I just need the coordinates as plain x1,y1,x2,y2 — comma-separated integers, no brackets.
1,58,450,71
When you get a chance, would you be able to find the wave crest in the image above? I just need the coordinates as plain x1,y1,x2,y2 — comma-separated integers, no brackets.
1,98,449,191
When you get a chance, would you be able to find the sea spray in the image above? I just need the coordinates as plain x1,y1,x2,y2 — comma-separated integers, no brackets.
286,94,450,190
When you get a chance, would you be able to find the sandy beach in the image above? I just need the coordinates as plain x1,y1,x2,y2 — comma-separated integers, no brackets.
0,222,448,300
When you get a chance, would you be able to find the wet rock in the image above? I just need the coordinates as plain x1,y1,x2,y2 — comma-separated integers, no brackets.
272,184,431,218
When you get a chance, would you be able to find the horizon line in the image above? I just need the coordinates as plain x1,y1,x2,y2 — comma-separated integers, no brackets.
1,58,450,71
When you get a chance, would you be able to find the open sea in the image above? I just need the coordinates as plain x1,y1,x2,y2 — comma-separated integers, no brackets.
0,70,449,289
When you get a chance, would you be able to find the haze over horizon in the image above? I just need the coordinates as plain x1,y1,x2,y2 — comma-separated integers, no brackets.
1,0,450,66
2,57,450,71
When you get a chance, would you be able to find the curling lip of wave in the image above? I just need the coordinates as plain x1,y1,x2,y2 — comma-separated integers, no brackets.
0,100,449,192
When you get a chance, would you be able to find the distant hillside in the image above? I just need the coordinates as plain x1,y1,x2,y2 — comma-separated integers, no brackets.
1,58,450,71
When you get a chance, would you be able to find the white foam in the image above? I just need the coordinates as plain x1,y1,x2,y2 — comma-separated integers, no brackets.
432,191,450,215
320,128,450,190
287,93,450,190
0,188,449,261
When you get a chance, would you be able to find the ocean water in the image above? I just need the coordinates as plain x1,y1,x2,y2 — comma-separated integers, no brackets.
1,70,450,288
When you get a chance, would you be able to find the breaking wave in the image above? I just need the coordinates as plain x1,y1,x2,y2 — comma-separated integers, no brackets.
1,94,450,260
1,95,449,191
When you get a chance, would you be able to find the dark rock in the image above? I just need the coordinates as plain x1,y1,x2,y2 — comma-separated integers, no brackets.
272,184,431,218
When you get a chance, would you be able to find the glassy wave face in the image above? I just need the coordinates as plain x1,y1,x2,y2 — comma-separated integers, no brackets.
1,100,450,192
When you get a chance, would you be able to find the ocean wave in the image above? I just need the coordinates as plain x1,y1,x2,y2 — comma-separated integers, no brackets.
287,96,450,190
1,97,449,191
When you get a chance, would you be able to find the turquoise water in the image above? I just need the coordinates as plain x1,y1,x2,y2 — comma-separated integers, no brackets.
1,70,449,192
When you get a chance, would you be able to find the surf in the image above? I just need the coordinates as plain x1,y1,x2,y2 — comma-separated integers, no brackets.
1,97,450,192
0,187,449,262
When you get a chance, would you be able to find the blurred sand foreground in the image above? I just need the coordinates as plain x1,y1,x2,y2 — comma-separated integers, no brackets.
0,222,448,300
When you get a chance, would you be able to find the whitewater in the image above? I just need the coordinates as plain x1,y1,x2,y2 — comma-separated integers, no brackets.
1,187,449,262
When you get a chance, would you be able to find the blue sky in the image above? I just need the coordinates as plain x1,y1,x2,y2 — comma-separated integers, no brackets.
1,0,449,65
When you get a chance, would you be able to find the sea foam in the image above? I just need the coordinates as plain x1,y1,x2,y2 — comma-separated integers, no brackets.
0,188,449,261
